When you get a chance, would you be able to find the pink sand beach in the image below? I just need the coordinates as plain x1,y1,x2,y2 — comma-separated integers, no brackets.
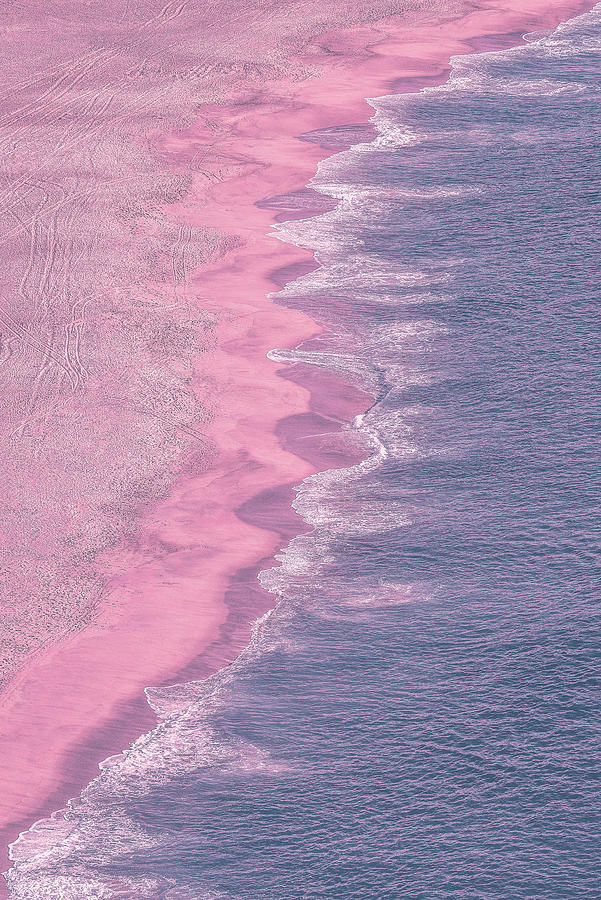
0,0,595,889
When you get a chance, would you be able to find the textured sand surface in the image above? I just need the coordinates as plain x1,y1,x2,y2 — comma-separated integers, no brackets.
0,0,448,691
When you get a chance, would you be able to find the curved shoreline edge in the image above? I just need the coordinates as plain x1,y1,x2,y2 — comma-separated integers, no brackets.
0,0,596,889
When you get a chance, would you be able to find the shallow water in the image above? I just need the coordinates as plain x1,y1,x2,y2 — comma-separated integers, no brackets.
7,6,601,897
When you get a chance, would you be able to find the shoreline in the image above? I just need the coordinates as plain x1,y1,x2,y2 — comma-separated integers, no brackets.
1,0,596,887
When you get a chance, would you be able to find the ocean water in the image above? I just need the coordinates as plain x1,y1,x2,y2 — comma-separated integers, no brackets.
6,6,601,898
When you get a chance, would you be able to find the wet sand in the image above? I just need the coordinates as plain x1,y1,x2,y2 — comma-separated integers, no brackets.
0,0,596,888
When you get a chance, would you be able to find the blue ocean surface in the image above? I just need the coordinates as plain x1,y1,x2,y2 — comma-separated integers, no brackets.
7,6,601,898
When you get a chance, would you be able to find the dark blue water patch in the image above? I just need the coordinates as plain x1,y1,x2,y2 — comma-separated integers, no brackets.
108,586,601,899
